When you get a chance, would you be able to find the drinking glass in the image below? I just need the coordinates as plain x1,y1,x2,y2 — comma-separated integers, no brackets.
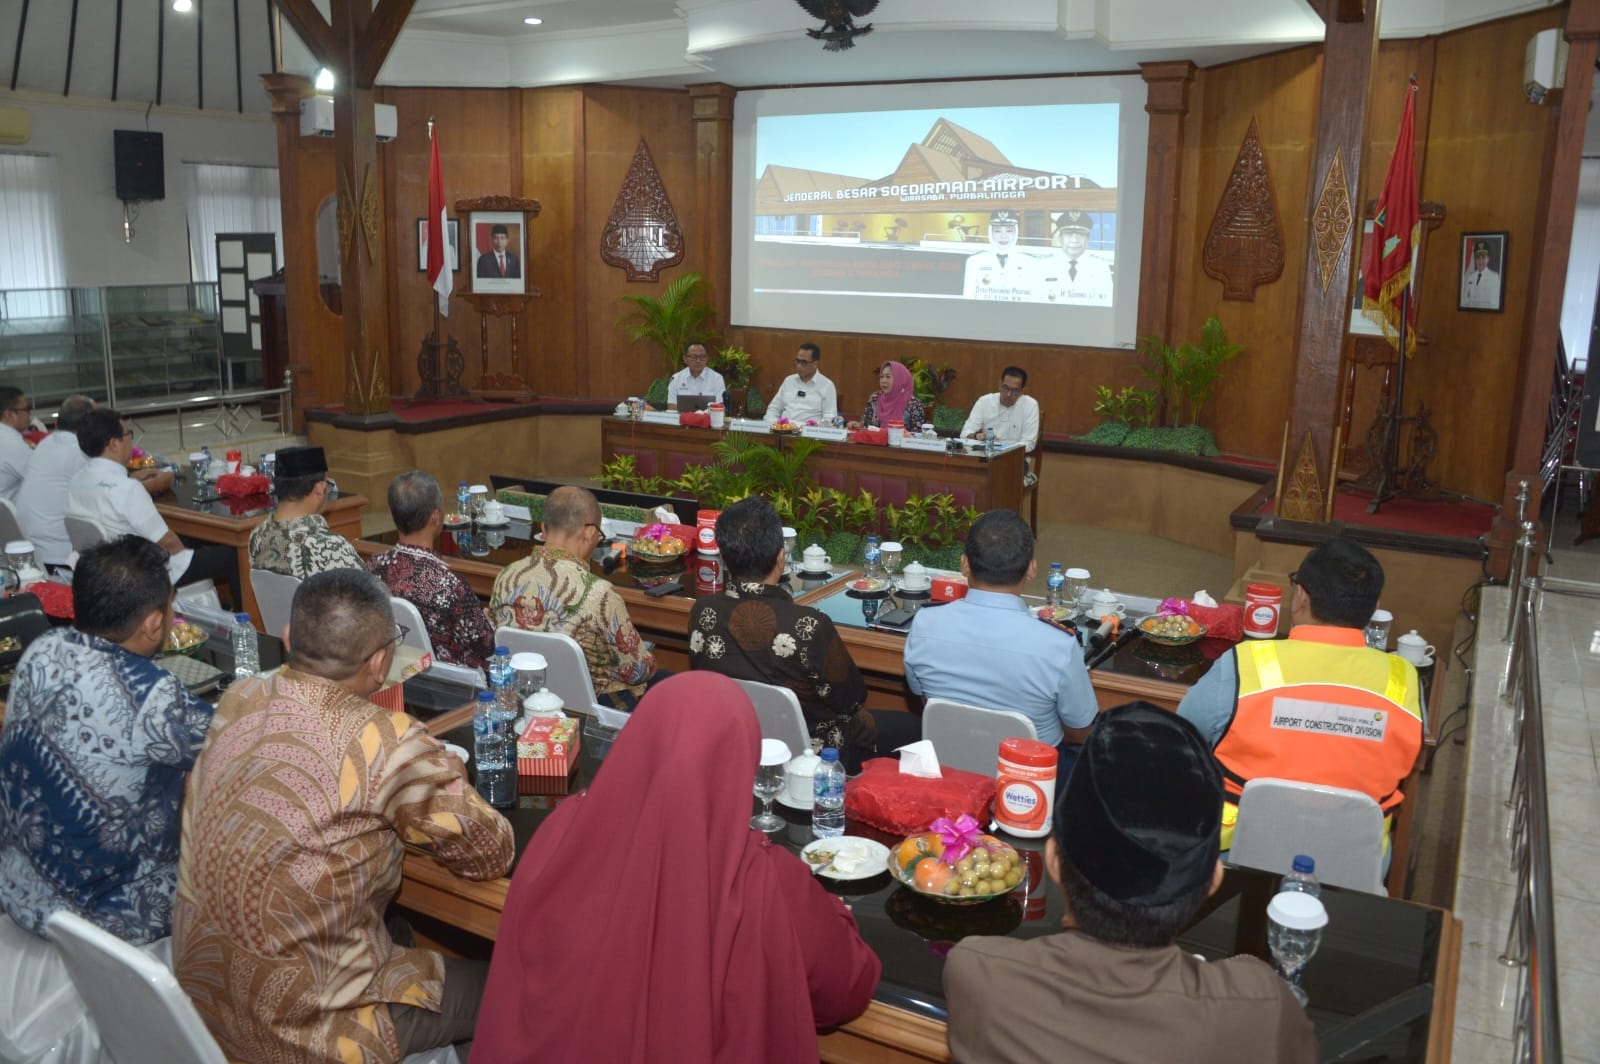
1266,891,1328,1006
1365,608,1393,651
879,541,903,587
1065,567,1091,612
752,764,785,831
189,453,208,483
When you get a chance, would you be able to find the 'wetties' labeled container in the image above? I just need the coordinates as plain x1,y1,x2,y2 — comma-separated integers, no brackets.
995,738,1058,838
1244,583,1283,639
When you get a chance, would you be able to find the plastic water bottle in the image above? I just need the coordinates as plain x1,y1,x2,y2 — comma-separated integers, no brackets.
456,481,470,519
863,537,882,578
1046,562,1066,609
200,445,213,480
473,689,516,808
812,748,846,838
490,645,514,721
984,427,996,456
231,613,258,680
1280,854,1321,898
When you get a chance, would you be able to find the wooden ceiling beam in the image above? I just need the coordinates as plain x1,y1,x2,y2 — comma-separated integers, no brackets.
357,0,418,88
1313,0,1367,24
272,0,337,70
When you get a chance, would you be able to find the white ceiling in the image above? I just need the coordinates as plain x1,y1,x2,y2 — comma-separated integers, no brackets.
0,0,1565,117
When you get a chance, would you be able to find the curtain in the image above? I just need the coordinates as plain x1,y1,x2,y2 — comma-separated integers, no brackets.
185,163,283,283
0,152,67,319
1560,157,1600,373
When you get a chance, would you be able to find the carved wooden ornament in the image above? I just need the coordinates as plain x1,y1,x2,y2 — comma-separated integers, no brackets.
1278,431,1326,523
345,348,388,414
338,168,357,264
1311,147,1354,294
601,138,685,282
1202,117,1285,301
359,164,381,266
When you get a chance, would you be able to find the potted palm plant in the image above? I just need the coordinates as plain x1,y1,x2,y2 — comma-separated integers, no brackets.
617,271,720,380
714,345,757,417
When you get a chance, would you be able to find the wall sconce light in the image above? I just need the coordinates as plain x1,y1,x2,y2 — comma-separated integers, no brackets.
315,68,336,92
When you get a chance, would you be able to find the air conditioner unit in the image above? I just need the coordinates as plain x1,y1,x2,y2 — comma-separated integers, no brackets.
0,107,30,146
298,96,398,142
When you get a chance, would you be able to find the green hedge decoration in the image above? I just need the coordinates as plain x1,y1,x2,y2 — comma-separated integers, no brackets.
932,405,967,434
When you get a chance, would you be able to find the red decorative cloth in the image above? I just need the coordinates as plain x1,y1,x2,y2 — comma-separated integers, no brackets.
21,581,72,620
845,757,996,835
849,428,889,446
214,473,271,498
678,412,712,428
472,673,880,1062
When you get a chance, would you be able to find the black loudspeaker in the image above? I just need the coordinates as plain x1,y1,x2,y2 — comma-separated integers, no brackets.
113,130,164,202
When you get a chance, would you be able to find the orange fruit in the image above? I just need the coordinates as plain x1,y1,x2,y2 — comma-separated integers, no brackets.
896,837,927,873
912,856,953,894
923,832,945,860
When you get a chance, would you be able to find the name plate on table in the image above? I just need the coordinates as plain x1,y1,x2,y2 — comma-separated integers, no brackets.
800,425,850,442
898,436,954,453
638,410,681,426
726,418,772,434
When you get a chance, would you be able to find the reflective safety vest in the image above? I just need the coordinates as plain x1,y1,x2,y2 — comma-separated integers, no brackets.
1215,627,1424,841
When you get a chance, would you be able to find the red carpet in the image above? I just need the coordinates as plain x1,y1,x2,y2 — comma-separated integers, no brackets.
1256,488,1494,540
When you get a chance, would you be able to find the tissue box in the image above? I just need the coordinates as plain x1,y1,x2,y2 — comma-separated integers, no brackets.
517,715,580,777
931,574,969,601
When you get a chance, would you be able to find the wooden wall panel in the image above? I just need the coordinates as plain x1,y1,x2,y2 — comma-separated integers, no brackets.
376,87,519,400
1407,7,1561,499
1173,46,1322,460
522,87,584,398
579,87,699,398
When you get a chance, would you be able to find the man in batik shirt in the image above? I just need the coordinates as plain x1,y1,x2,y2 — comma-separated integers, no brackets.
490,485,657,708
247,445,364,578
688,497,918,771
175,569,514,1063
0,537,213,1059
369,470,495,669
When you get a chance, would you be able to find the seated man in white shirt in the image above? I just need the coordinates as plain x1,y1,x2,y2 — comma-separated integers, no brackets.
0,387,35,502
763,342,839,425
666,342,725,410
961,366,1043,484
65,408,241,606
17,394,96,569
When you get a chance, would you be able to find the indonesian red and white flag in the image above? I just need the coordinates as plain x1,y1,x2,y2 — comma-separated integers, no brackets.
426,124,451,316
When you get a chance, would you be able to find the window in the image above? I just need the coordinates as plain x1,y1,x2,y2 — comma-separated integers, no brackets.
0,152,67,319
185,163,283,283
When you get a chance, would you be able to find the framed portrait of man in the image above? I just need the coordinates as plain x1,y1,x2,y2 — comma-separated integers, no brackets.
416,217,460,273
1458,230,1506,313
470,211,526,295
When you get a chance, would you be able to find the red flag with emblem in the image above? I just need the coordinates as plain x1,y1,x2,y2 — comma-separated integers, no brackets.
1361,80,1419,357
427,122,451,317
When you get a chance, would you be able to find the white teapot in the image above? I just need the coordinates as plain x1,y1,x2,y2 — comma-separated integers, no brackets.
785,748,821,806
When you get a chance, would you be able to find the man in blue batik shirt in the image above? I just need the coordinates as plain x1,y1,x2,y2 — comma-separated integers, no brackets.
0,535,215,1059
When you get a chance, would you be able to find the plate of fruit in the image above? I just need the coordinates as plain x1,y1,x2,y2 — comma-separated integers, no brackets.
770,419,800,434
1137,613,1207,646
162,619,208,656
889,827,1024,905
629,523,690,560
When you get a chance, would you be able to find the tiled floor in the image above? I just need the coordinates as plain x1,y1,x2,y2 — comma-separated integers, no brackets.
1454,508,1600,1062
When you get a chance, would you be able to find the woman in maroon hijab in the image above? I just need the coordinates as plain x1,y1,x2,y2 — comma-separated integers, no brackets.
472,672,881,1063
855,360,924,432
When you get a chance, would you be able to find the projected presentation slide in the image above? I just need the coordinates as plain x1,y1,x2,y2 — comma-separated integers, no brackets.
751,104,1119,308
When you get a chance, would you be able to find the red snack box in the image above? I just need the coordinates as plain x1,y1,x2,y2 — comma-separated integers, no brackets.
517,715,580,778
931,574,968,601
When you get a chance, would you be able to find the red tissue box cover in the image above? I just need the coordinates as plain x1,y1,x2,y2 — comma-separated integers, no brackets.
844,757,996,835
215,473,272,497
678,412,712,428
849,428,889,446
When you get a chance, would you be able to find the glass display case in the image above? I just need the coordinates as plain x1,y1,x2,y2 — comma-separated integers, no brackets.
0,283,224,405
103,283,223,400
0,287,110,402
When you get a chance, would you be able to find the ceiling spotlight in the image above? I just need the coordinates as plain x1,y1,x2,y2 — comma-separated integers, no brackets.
314,68,335,92
523,16,542,24
172,0,192,11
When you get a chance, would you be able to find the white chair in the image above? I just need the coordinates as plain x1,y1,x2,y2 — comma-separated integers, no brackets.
45,911,460,1064
0,498,24,544
733,678,811,758
249,568,301,642
391,596,483,688
0,913,103,1064
1228,778,1387,894
921,697,1039,775
63,517,105,554
493,626,629,729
